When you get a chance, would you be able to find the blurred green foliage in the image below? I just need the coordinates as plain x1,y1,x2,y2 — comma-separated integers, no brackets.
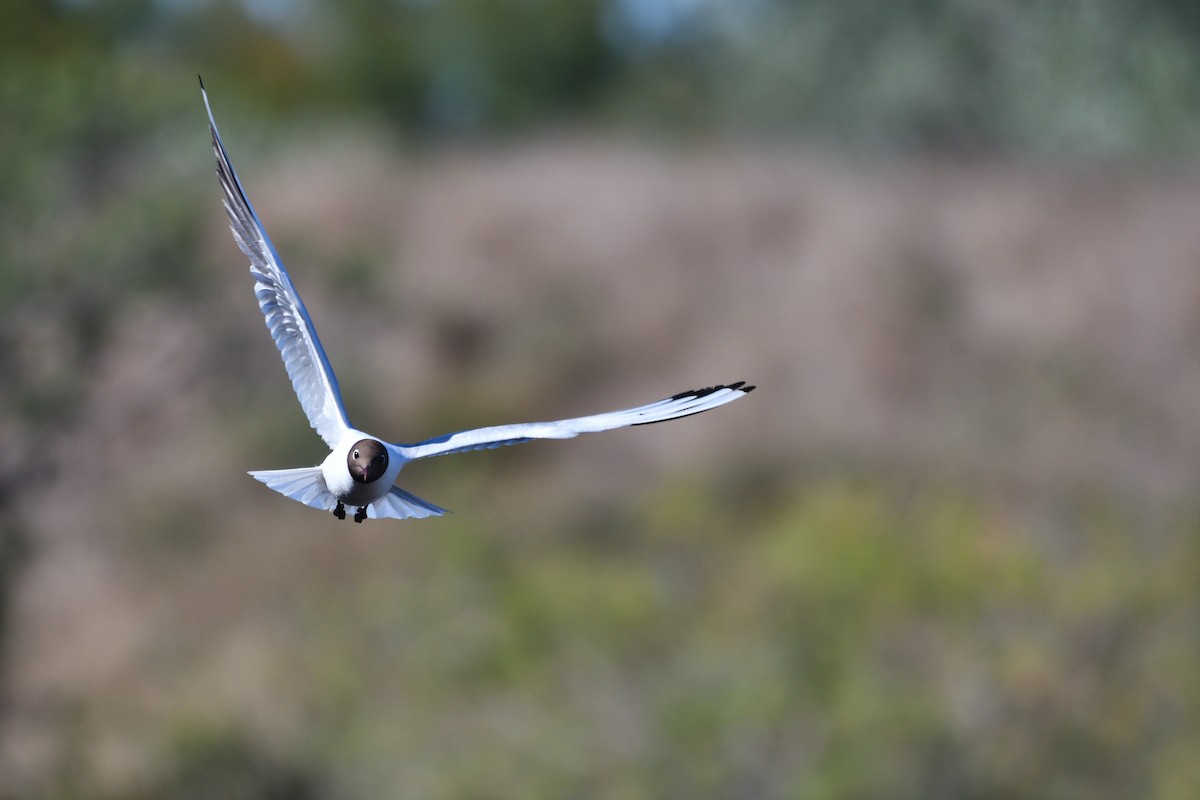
8,0,1200,148
28,478,1200,798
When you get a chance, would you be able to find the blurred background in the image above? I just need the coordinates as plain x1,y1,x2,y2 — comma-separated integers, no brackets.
4,0,1200,797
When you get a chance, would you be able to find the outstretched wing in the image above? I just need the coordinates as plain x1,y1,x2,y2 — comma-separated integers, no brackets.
201,78,351,449
397,381,754,460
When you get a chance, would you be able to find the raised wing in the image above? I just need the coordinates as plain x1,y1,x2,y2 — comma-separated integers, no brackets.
202,78,351,449
397,381,754,460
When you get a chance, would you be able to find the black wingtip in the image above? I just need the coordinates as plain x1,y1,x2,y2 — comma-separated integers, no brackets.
631,380,755,427
671,385,714,401
198,74,205,90
669,381,755,401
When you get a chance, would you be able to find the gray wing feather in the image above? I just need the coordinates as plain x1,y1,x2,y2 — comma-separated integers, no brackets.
202,81,351,448
397,382,755,461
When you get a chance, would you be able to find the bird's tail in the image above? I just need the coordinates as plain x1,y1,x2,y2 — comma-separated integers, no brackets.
367,486,448,520
250,468,447,520
249,467,336,510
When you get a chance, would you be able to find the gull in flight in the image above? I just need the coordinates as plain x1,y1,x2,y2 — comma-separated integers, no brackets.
201,79,755,522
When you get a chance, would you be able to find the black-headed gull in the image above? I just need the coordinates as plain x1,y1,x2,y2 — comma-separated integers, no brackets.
201,80,755,522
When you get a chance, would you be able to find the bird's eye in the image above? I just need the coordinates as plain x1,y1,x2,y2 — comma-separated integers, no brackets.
353,449,360,459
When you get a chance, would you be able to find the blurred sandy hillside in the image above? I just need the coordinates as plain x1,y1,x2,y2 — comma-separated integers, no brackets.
4,2,1200,798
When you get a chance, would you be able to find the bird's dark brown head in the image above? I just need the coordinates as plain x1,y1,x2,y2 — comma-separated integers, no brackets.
347,439,389,484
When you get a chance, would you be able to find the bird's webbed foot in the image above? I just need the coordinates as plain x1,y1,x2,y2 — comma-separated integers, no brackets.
354,506,367,523
333,501,346,520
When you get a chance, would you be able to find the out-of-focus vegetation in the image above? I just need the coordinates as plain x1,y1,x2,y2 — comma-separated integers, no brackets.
37,480,1200,799
5,1,1200,798
10,0,1200,146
